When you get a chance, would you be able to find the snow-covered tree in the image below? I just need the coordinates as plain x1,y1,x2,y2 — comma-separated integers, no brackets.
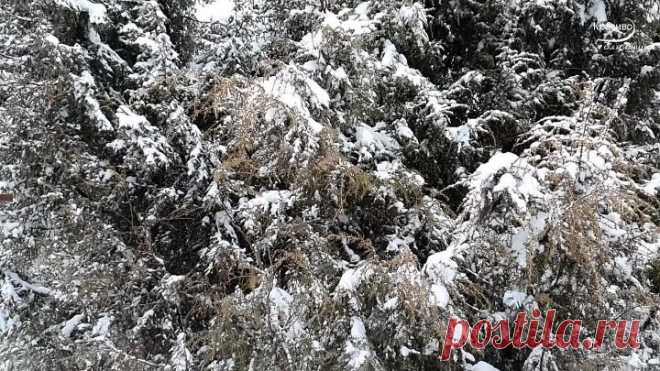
0,0,658,370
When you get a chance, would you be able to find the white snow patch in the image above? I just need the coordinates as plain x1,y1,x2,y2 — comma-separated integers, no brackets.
429,283,450,308
59,0,108,24
170,332,194,371
424,250,458,284
382,297,398,310
395,119,415,140
614,256,634,282
519,174,542,198
62,314,85,338
374,160,400,180
330,66,348,81
588,0,608,23
300,3,377,58
269,287,293,330
447,125,472,147
337,265,373,292
132,309,155,334
334,2,375,35
503,290,531,309
112,105,171,167
400,345,420,357
196,0,234,23
511,230,530,268
0,277,21,335
393,64,427,87
398,3,428,43
382,40,407,67
379,39,430,86
0,308,17,335
240,190,293,216
165,274,186,286
345,340,371,369
643,173,660,196
72,72,113,132
471,361,500,371
386,236,412,253
91,314,112,339
353,122,399,161
625,353,645,370
350,316,367,339
469,152,519,189
586,150,607,170
345,316,371,369
5,272,56,297
641,65,655,77
45,34,59,45
398,3,426,27
259,67,327,133
305,77,330,108
0,221,21,238
510,212,549,266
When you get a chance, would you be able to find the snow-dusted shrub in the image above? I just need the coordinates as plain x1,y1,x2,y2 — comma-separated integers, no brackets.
1,0,659,370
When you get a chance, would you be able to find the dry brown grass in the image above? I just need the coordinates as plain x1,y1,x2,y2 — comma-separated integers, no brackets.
221,145,258,179
194,77,288,140
560,186,603,267
525,176,643,326
340,166,375,206
200,77,336,189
